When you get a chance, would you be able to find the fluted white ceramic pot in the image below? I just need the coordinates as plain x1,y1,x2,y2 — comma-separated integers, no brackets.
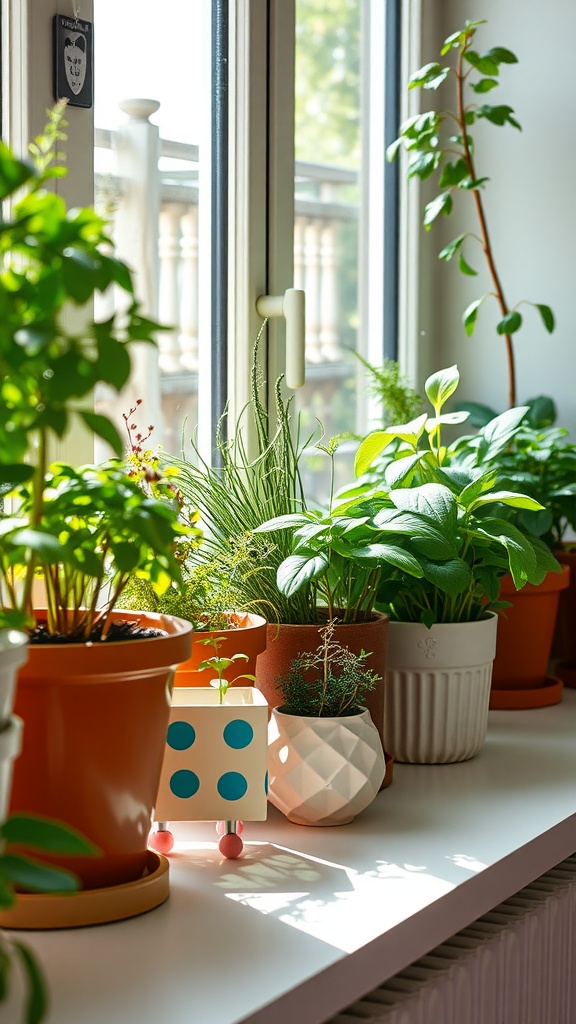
0,630,28,728
268,707,386,826
384,613,498,764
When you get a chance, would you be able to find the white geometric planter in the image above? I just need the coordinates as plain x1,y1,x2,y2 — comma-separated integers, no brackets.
155,687,269,824
268,707,386,826
384,614,498,764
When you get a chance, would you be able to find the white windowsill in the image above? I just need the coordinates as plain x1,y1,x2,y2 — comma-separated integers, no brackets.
6,689,576,1024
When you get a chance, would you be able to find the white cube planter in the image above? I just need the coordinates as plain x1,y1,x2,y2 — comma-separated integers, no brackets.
384,614,498,764
268,707,386,826
155,687,269,824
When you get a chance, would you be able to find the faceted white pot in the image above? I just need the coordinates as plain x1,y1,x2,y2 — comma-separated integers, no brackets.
384,614,498,764
268,707,386,826
0,630,28,729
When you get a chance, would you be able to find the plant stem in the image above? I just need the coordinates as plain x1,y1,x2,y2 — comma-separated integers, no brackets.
456,41,517,408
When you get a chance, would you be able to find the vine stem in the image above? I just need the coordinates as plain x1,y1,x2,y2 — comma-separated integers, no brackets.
456,41,517,408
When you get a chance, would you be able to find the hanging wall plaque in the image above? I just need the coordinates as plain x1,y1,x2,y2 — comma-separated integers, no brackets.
53,15,93,109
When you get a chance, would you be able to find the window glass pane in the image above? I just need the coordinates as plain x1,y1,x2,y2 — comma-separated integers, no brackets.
93,0,211,457
294,0,363,503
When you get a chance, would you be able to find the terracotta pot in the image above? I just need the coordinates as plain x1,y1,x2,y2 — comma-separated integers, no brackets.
255,613,389,751
490,567,570,709
173,613,267,688
10,610,192,890
552,547,576,686
268,706,386,826
384,614,498,764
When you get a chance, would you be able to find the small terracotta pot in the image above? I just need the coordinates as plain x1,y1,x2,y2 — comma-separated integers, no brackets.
255,613,388,752
10,610,192,890
173,613,267,688
490,567,570,709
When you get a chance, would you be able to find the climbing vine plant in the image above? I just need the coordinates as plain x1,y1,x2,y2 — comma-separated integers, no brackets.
388,19,555,409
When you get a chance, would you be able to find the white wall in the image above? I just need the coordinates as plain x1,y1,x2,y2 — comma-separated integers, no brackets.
410,0,576,432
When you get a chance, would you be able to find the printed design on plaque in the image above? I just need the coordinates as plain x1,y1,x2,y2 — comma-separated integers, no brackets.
418,637,437,659
155,690,269,824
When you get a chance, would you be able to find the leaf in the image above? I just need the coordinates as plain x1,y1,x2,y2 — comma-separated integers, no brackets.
423,191,453,229
471,78,499,93
478,104,521,129
526,395,557,429
425,365,460,410
253,513,310,533
465,50,499,76
1,814,97,855
78,411,123,456
467,490,544,513
407,152,439,181
0,853,80,893
350,543,424,577
12,942,47,1024
276,553,328,597
438,159,469,189
463,298,483,336
475,518,538,588
439,234,465,262
420,557,472,596
535,304,555,333
497,310,522,335
485,46,518,64
476,406,529,462
408,62,449,90
386,138,403,162
390,483,458,533
458,251,477,276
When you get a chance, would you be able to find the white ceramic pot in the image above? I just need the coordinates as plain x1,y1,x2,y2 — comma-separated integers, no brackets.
268,707,386,826
0,631,28,728
384,614,498,764
0,716,23,820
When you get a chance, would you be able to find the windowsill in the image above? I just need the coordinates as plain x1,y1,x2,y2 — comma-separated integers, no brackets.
6,690,576,1024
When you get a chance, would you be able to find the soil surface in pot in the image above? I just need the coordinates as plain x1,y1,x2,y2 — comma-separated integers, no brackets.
29,619,169,644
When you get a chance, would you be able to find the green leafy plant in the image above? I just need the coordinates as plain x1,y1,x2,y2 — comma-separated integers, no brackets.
451,416,576,551
276,620,380,718
388,20,554,408
170,330,320,625
0,105,188,637
0,814,96,1024
196,636,256,704
352,365,560,625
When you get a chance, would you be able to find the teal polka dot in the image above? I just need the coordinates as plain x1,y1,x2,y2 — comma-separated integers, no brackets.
223,719,254,749
217,772,248,801
167,721,196,750
170,770,200,799
264,771,269,795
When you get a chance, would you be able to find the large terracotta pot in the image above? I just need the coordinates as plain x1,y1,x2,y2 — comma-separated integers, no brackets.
384,614,498,763
490,567,570,709
174,613,267,688
10,610,192,890
255,613,388,752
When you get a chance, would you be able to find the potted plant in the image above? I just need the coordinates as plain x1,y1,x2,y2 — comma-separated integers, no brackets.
267,621,385,826
119,405,268,685
352,365,560,760
449,408,573,704
0,106,192,907
151,636,268,859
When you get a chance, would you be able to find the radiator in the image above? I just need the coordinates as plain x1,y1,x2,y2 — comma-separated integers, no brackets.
328,854,576,1024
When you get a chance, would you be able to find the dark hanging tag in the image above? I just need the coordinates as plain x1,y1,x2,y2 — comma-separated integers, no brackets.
53,15,93,109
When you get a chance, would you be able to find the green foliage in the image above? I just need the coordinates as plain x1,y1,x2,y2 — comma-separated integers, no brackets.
277,620,379,717
170,333,321,625
0,106,186,636
0,813,97,1023
355,353,423,426
196,636,256,705
351,364,560,625
388,20,554,407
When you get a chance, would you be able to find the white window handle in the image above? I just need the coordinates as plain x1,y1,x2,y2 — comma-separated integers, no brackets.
255,288,306,389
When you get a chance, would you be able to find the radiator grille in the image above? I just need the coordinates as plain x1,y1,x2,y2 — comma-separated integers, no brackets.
328,855,576,1024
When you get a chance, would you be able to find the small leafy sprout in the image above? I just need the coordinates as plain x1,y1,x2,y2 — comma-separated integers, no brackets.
196,636,256,704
